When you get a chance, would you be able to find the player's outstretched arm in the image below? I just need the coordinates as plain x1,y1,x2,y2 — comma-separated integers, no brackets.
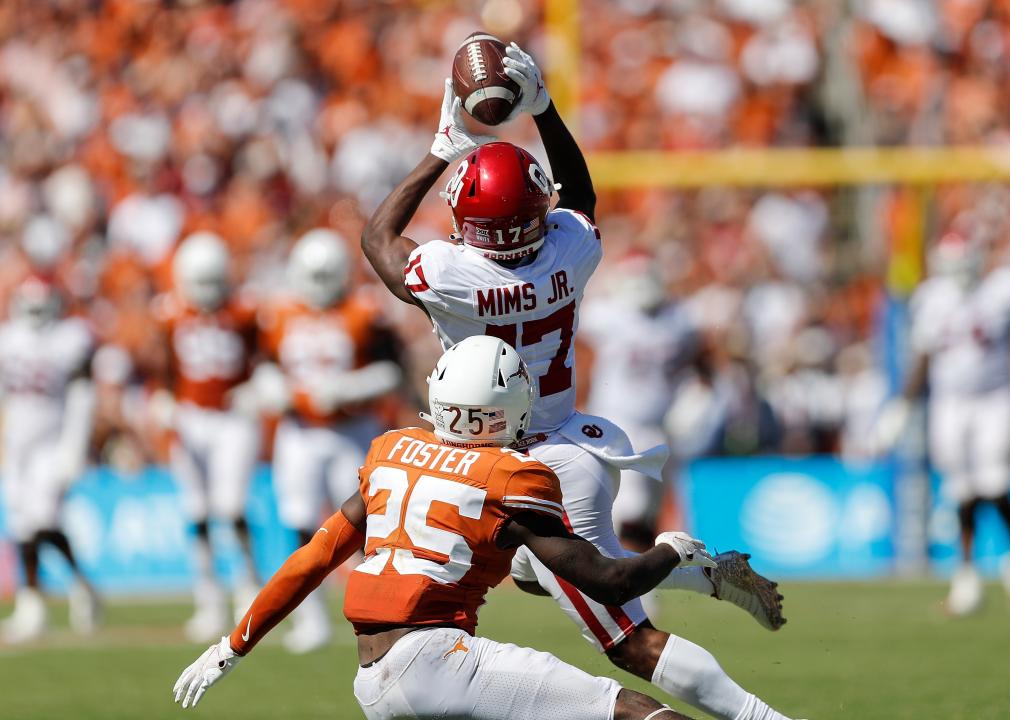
500,512,714,607
503,42,595,221
361,153,443,306
361,79,493,306
172,494,366,709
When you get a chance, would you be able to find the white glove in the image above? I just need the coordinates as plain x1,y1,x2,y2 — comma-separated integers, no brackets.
430,79,496,163
503,42,550,119
655,531,718,569
173,636,241,709
868,397,910,456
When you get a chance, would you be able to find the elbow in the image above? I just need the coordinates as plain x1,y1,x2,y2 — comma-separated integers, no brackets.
360,223,377,253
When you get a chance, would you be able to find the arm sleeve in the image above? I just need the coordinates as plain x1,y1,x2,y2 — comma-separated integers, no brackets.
501,464,565,521
229,511,364,655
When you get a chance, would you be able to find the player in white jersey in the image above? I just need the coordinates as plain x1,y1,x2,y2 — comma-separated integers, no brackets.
361,44,794,720
0,277,100,643
582,255,700,551
876,234,1010,615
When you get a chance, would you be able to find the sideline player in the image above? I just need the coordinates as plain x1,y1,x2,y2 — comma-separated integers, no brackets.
359,44,791,720
174,336,712,719
152,232,261,641
875,233,1010,614
255,228,401,652
0,276,100,642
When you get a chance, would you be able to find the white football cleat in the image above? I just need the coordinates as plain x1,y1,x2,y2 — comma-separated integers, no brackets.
705,551,785,631
946,565,983,617
1,587,48,644
68,580,102,635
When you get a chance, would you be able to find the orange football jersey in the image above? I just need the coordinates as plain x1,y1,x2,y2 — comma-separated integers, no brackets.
343,427,563,635
259,295,388,425
153,293,258,410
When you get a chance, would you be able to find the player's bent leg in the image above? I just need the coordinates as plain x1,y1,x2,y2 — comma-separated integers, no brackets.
607,623,795,720
354,627,624,720
34,528,103,634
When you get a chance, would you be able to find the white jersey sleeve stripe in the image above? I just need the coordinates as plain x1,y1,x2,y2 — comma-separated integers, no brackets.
502,501,564,519
503,495,564,512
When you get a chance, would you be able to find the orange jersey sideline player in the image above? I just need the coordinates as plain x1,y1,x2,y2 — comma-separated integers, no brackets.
254,228,401,654
154,232,262,643
174,336,717,720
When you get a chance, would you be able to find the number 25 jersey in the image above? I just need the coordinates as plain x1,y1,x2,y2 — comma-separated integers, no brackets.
343,427,564,635
404,208,602,434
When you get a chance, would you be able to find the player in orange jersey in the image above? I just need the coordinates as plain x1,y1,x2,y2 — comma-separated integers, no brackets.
256,228,401,653
152,232,261,642
174,336,716,720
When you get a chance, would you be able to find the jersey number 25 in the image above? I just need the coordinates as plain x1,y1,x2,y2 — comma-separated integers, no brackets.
355,466,487,584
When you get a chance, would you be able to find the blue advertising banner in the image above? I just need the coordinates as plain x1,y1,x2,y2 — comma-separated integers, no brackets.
683,457,896,578
4,460,1010,594
0,466,298,596
684,457,1010,578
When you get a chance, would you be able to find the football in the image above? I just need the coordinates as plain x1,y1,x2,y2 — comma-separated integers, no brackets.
452,32,520,126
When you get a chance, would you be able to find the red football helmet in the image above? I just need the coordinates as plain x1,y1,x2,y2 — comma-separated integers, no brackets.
443,142,554,261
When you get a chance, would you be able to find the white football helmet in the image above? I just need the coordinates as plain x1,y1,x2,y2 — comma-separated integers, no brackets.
173,232,231,312
288,229,350,309
421,335,534,446
11,276,63,329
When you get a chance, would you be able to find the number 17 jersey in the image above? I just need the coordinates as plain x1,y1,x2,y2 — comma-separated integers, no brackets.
404,208,602,433
343,427,563,635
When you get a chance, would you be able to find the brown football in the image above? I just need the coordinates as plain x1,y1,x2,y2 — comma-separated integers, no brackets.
451,32,520,126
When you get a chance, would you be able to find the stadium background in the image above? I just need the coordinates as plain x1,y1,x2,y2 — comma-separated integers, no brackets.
2,1,1010,718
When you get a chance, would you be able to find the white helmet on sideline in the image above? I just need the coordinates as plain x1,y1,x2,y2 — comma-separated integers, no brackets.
11,276,63,329
173,231,230,312
421,335,534,446
288,229,350,309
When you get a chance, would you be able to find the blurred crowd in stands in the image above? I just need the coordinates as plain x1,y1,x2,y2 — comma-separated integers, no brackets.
2,0,1010,468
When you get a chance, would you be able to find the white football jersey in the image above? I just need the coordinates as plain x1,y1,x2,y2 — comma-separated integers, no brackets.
0,316,94,442
910,270,1010,396
582,300,698,427
405,208,602,433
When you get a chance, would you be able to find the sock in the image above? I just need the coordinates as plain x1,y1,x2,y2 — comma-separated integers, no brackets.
192,535,215,585
651,635,790,720
657,566,715,595
735,694,792,720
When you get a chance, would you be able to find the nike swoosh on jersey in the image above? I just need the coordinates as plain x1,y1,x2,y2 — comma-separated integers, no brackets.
241,615,253,642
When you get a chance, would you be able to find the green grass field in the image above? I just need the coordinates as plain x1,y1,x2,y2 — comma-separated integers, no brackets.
1,581,1007,719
